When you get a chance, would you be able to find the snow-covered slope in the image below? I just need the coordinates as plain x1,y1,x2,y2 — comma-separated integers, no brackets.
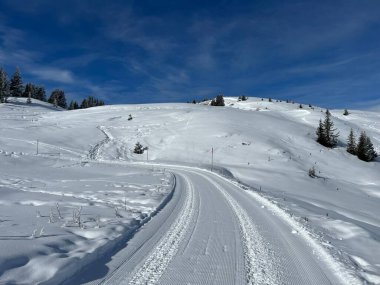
0,98,174,284
0,97,379,284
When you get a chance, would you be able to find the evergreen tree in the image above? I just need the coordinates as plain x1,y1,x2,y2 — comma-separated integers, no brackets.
23,83,36,98
323,109,339,148
87,96,95,107
269,98,272,102
357,132,367,161
316,119,325,145
210,95,225,106
343,109,349,116
357,132,377,161
48,89,67,109
364,136,377,161
76,96,105,109
26,92,32,104
9,67,23,97
299,104,303,109
0,67,9,103
80,98,89,109
68,100,76,110
346,128,356,155
35,86,46,101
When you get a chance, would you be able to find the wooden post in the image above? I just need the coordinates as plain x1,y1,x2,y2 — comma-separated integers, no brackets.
211,147,214,172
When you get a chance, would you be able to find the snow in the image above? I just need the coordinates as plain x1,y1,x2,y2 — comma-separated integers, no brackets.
0,96,379,284
0,99,174,284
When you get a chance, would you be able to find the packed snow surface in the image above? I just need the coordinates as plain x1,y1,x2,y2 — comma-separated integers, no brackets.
0,97,379,284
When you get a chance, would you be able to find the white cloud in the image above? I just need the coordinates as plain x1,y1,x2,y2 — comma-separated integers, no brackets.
28,67,75,84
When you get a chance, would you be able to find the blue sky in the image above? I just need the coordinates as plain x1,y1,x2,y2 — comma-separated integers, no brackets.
0,0,379,108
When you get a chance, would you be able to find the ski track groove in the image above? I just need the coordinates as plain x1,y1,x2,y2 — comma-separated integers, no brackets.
197,171,280,285
102,175,196,285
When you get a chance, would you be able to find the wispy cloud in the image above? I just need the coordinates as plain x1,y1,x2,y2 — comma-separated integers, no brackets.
28,67,75,84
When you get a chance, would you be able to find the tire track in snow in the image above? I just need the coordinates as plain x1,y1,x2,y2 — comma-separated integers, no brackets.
198,172,280,285
103,174,196,285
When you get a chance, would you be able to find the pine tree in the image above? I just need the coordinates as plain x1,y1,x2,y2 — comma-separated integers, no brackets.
299,104,303,109
48,89,67,109
357,132,367,161
35,86,46,101
26,92,32,104
357,132,377,161
210,95,225,106
346,128,356,155
0,67,9,103
343,109,349,116
316,119,325,145
9,67,23,97
68,100,75,110
88,96,95,107
23,83,36,98
364,136,377,161
80,98,88,109
323,109,339,148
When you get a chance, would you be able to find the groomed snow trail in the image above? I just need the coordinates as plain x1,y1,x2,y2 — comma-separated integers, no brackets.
198,172,279,284
124,175,195,284
70,164,362,285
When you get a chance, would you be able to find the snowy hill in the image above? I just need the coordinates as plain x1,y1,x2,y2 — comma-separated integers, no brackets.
0,97,379,284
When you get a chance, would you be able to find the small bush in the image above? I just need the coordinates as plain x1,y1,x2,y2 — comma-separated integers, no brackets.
134,142,145,154
308,166,316,178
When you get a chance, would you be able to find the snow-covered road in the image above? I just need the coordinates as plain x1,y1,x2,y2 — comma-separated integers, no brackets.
68,165,360,285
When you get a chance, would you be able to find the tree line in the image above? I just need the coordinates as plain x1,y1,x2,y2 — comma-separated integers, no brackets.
68,96,105,110
0,66,104,110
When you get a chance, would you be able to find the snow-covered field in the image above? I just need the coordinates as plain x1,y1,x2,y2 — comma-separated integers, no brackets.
0,97,379,284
